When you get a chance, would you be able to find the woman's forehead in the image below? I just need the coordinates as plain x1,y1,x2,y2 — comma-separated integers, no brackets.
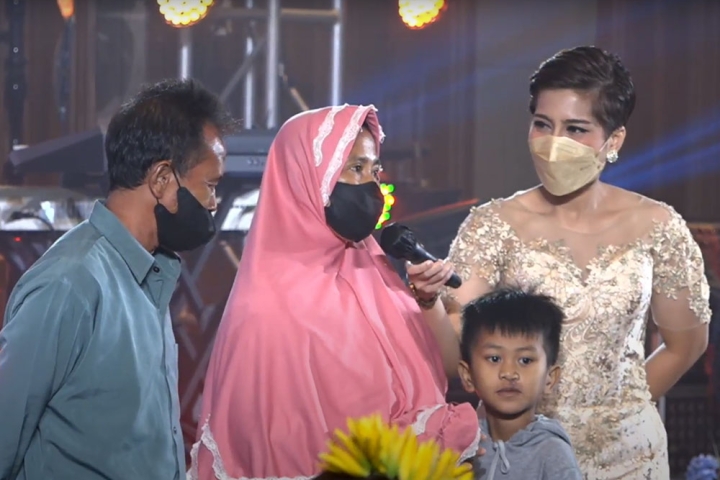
534,89,596,120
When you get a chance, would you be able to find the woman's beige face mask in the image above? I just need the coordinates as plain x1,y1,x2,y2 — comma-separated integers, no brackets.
529,135,611,197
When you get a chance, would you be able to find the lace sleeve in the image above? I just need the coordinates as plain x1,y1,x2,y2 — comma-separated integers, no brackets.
445,202,508,289
650,207,712,330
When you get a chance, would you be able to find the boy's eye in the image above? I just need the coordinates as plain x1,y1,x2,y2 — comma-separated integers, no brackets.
519,357,534,365
486,356,500,363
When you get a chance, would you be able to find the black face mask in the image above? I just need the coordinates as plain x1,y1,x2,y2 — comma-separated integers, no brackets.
325,181,385,243
155,172,217,252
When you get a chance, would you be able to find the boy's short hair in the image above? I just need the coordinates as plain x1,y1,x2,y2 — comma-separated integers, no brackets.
460,287,564,366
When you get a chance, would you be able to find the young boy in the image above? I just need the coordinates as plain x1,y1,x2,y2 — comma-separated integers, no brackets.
459,288,582,480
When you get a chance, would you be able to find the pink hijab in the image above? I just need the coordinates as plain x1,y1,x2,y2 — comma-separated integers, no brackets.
190,105,478,479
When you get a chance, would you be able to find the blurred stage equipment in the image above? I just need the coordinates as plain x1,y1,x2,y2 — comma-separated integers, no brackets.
158,0,214,28
0,185,94,316
3,123,277,227
377,183,396,230
7,128,108,195
191,0,345,128
0,187,94,231
223,128,274,179
56,0,74,20
1,0,27,151
158,0,215,79
398,0,447,30
95,1,148,127
217,128,273,232
54,6,74,131
157,0,216,79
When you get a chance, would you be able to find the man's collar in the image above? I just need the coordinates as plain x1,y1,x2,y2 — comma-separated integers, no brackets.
88,201,157,284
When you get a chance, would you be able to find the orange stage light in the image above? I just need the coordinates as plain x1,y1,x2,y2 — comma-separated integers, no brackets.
157,0,214,28
398,0,447,30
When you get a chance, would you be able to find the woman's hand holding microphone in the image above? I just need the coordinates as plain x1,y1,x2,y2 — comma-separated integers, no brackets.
406,260,456,309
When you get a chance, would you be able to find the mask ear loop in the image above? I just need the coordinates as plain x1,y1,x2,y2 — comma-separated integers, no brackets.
148,183,162,206
170,168,181,185
149,166,181,205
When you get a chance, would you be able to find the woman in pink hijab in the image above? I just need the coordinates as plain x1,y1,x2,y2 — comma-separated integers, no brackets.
189,105,479,479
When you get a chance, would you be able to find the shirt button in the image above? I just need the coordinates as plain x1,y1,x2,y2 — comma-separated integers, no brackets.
173,427,178,434
153,266,160,273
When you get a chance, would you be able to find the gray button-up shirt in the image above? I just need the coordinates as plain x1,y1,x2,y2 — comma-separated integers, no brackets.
0,201,185,480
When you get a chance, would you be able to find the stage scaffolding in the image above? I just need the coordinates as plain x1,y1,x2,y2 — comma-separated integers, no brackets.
179,0,346,128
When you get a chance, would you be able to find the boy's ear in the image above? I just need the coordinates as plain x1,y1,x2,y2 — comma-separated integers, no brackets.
544,364,560,394
458,361,476,394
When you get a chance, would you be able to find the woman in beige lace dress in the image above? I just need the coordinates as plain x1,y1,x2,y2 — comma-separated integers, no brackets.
407,46,711,479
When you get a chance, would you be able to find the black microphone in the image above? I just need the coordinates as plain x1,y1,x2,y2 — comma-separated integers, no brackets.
379,223,462,289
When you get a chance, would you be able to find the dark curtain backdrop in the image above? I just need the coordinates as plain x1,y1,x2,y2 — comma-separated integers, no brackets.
596,0,720,221
23,0,96,142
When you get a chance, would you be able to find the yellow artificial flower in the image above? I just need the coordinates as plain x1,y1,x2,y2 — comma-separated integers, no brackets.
318,413,473,480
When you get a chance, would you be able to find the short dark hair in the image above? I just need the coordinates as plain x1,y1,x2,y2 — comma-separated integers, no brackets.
105,78,235,190
529,46,636,136
460,287,564,366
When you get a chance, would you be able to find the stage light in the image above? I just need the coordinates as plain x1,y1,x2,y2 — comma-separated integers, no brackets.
398,0,447,30
376,183,396,230
56,0,74,20
157,0,214,28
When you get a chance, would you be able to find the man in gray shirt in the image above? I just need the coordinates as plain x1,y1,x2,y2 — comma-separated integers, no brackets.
0,78,233,479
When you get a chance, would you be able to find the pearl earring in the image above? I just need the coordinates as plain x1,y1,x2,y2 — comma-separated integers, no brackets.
607,150,619,163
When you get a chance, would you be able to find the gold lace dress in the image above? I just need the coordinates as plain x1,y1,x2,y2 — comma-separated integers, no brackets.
445,196,711,480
